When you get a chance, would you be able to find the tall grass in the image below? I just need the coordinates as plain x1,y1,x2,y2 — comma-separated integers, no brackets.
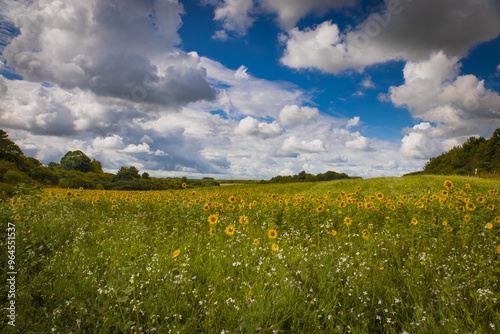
1,176,499,333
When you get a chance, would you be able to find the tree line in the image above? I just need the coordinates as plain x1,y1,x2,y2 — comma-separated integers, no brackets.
405,127,500,177
264,170,358,183
0,129,220,197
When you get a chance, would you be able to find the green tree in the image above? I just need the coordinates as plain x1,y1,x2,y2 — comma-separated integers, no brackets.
91,159,103,173
115,166,141,181
60,150,93,173
0,129,25,167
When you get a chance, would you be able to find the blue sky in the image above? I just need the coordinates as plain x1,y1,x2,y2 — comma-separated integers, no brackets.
1,0,500,179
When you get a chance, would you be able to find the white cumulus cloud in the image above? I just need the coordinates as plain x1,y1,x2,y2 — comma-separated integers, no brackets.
278,104,319,126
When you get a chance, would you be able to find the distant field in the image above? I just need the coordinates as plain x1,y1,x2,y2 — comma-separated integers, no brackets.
1,175,499,333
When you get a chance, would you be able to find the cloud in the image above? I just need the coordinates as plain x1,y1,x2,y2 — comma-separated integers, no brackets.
280,0,500,73
278,104,319,125
372,160,398,169
234,65,250,80
213,0,255,38
346,116,360,129
92,135,125,150
360,77,375,89
200,57,307,118
387,52,500,158
282,136,326,153
209,0,358,37
2,0,216,107
122,143,151,154
258,0,358,30
234,116,284,138
345,135,372,151
323,154,348,163
399,123,460,159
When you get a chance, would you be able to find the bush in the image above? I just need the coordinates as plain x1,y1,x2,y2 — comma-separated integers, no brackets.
3,170,31,185
31,167,59,185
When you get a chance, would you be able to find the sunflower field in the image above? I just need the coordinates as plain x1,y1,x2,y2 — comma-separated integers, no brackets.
1,175,500,333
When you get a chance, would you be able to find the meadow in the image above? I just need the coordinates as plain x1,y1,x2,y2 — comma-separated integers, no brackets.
1,175,499,333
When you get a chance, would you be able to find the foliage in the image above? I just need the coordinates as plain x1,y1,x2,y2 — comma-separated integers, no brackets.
414,127,500,177
60,150,93,173
114,166,141,181
1,176,499,333
267,170,356,183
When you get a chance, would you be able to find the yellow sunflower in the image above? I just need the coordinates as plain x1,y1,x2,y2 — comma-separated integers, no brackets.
271,243,279,252
208,214,218,225
225,225,235,236
239,215,248,225
172,249,181,258
268,228,278,239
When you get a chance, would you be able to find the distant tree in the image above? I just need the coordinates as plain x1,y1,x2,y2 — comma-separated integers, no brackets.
417,126,500,176
91,159,103,173
61,150,93,173
0,129,25,167
115,166,141,181
141,172,150,179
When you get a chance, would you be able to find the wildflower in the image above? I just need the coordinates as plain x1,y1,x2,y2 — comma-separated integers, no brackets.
495,217,500,223
476,196,486,204
447,227,453,232
208,214,218,225
268,228,278,239
485,223,493,230
316,206,324,213
66,191,72,197
14,214,20,220
344,217,352,226
332,230,338,236
442,221,448,226
443,180,454,189
239,215,248,225
228,196,237,203
487,204,494,211
466,202,476,211
272,243,279,252
253,239,259,245
497,245,500,254
182,183,187,188
203,203,210,211
209,228,215,236
225,225,235,236
464,215,471,223
411,218,418,226
173,249,181,258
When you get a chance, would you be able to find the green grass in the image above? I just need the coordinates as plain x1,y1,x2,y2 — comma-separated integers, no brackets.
1,176,500,333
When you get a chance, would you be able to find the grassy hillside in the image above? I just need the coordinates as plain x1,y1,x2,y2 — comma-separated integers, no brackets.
1,176,499,333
